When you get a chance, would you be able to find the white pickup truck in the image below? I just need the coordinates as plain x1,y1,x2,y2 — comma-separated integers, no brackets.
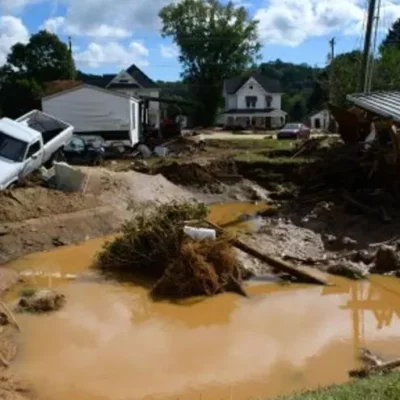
0,110,73,190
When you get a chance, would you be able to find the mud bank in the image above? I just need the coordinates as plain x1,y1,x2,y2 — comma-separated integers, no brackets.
0,168,193,266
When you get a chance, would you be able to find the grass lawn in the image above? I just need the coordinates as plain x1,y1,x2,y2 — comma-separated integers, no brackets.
206,138,296,151
233,151,314,165
276,374,400,400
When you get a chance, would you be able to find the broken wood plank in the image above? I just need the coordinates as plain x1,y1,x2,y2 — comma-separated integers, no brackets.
204,220,330,286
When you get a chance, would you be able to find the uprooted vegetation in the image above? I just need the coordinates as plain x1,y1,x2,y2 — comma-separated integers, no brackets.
16,289,66,313
96,202,250,298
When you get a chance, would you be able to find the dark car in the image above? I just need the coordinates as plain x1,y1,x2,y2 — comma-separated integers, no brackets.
277,123,311,140
63,135,105,166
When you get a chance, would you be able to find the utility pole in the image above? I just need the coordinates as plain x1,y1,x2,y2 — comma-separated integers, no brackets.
329,37,336,102
329,37,336,61
328,37,336,130
360,0,377,92
68,36,74,80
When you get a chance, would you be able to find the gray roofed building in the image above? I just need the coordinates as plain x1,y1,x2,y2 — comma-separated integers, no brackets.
347,91,400,123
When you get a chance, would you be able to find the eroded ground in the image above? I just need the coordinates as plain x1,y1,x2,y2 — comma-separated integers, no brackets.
0,135,400,399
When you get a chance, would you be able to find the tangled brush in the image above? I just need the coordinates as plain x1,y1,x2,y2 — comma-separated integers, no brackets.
96,202,249,298
152,237,250,298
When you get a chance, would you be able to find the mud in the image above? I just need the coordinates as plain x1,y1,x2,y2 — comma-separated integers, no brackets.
0,168,194,265
4,239,400,400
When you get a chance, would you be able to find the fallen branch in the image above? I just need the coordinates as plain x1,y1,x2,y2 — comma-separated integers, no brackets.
369,235,399,248
349,349,400,378
281,254,327,265
204,220,328,285
0,301,21,332
0,353,9,368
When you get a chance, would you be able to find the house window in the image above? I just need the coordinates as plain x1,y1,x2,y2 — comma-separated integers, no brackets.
119,79,129,83
246,96,257,108
249,85,253,90
265,95,273,108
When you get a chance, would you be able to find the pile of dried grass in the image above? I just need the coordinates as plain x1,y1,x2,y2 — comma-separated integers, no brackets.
97,202,249,298
152,237,249,298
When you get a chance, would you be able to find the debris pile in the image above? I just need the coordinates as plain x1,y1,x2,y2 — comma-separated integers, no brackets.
16,289,65,313
96,202,249,298
299,142,400,210
154,162,217,187
327,244,400,279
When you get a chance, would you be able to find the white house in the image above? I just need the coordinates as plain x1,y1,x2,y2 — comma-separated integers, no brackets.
308,109,330,130
42,84,141,146
84,64,161,128
220,73,287,129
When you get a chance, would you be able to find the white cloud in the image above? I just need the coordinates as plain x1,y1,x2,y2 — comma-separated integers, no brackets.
40,17,66,34
232,0,253,8
255,0,400,47
41,16,131,38
160,44,178,59
0,0,43,12
55,0,175,38
0,16,29,66
74,41,149,69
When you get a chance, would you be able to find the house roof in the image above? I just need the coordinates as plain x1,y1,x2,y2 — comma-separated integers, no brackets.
42,84,140,102
82,76,114,88
126,64,159,89
81,64,159,90
347,91,400,123
224,73,282,94
108,82,140,89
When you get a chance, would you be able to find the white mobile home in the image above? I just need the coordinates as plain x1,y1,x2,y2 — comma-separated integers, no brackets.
42,84,140,146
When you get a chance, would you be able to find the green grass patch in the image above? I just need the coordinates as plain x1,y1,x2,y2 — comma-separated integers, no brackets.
233,152,314,165
276,373,400,400
206,138,296,151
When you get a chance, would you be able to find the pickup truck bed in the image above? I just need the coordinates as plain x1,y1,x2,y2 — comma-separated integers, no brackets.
16,111,70,145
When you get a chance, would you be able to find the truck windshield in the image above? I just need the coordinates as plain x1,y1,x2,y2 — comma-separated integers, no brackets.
0,131,28,162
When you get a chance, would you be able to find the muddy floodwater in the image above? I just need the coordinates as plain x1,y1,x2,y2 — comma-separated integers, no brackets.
3,204,400,400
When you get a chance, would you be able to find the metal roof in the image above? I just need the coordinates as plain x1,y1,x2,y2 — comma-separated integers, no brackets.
347,91,400,122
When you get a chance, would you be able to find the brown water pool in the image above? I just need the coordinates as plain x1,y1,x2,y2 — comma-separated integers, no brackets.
4,236,400,400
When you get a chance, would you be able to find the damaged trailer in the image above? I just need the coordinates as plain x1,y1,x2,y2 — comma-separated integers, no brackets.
329,91,400,144
42,84,142,148
0,110,73,190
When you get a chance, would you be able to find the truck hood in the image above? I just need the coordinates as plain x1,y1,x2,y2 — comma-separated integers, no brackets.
0,157,22,189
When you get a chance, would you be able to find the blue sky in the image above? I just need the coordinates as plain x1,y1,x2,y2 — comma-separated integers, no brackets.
1,0,400,82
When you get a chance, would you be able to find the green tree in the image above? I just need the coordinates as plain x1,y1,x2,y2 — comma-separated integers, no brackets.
375,48,400,90
0,78,42,118
329,50,362,107
288,94,307,121
7,30,75,82
380,18,400,52
159,0,261,126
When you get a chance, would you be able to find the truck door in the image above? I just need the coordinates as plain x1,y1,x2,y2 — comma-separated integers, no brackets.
21,140,43,178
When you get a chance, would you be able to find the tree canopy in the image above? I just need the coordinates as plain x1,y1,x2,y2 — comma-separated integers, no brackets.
159,0,261,126
380,18,400,52
0,30,75,117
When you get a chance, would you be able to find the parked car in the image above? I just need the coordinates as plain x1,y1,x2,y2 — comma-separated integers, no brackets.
62,135,105,166
0,110,74,190
277,123,311,140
